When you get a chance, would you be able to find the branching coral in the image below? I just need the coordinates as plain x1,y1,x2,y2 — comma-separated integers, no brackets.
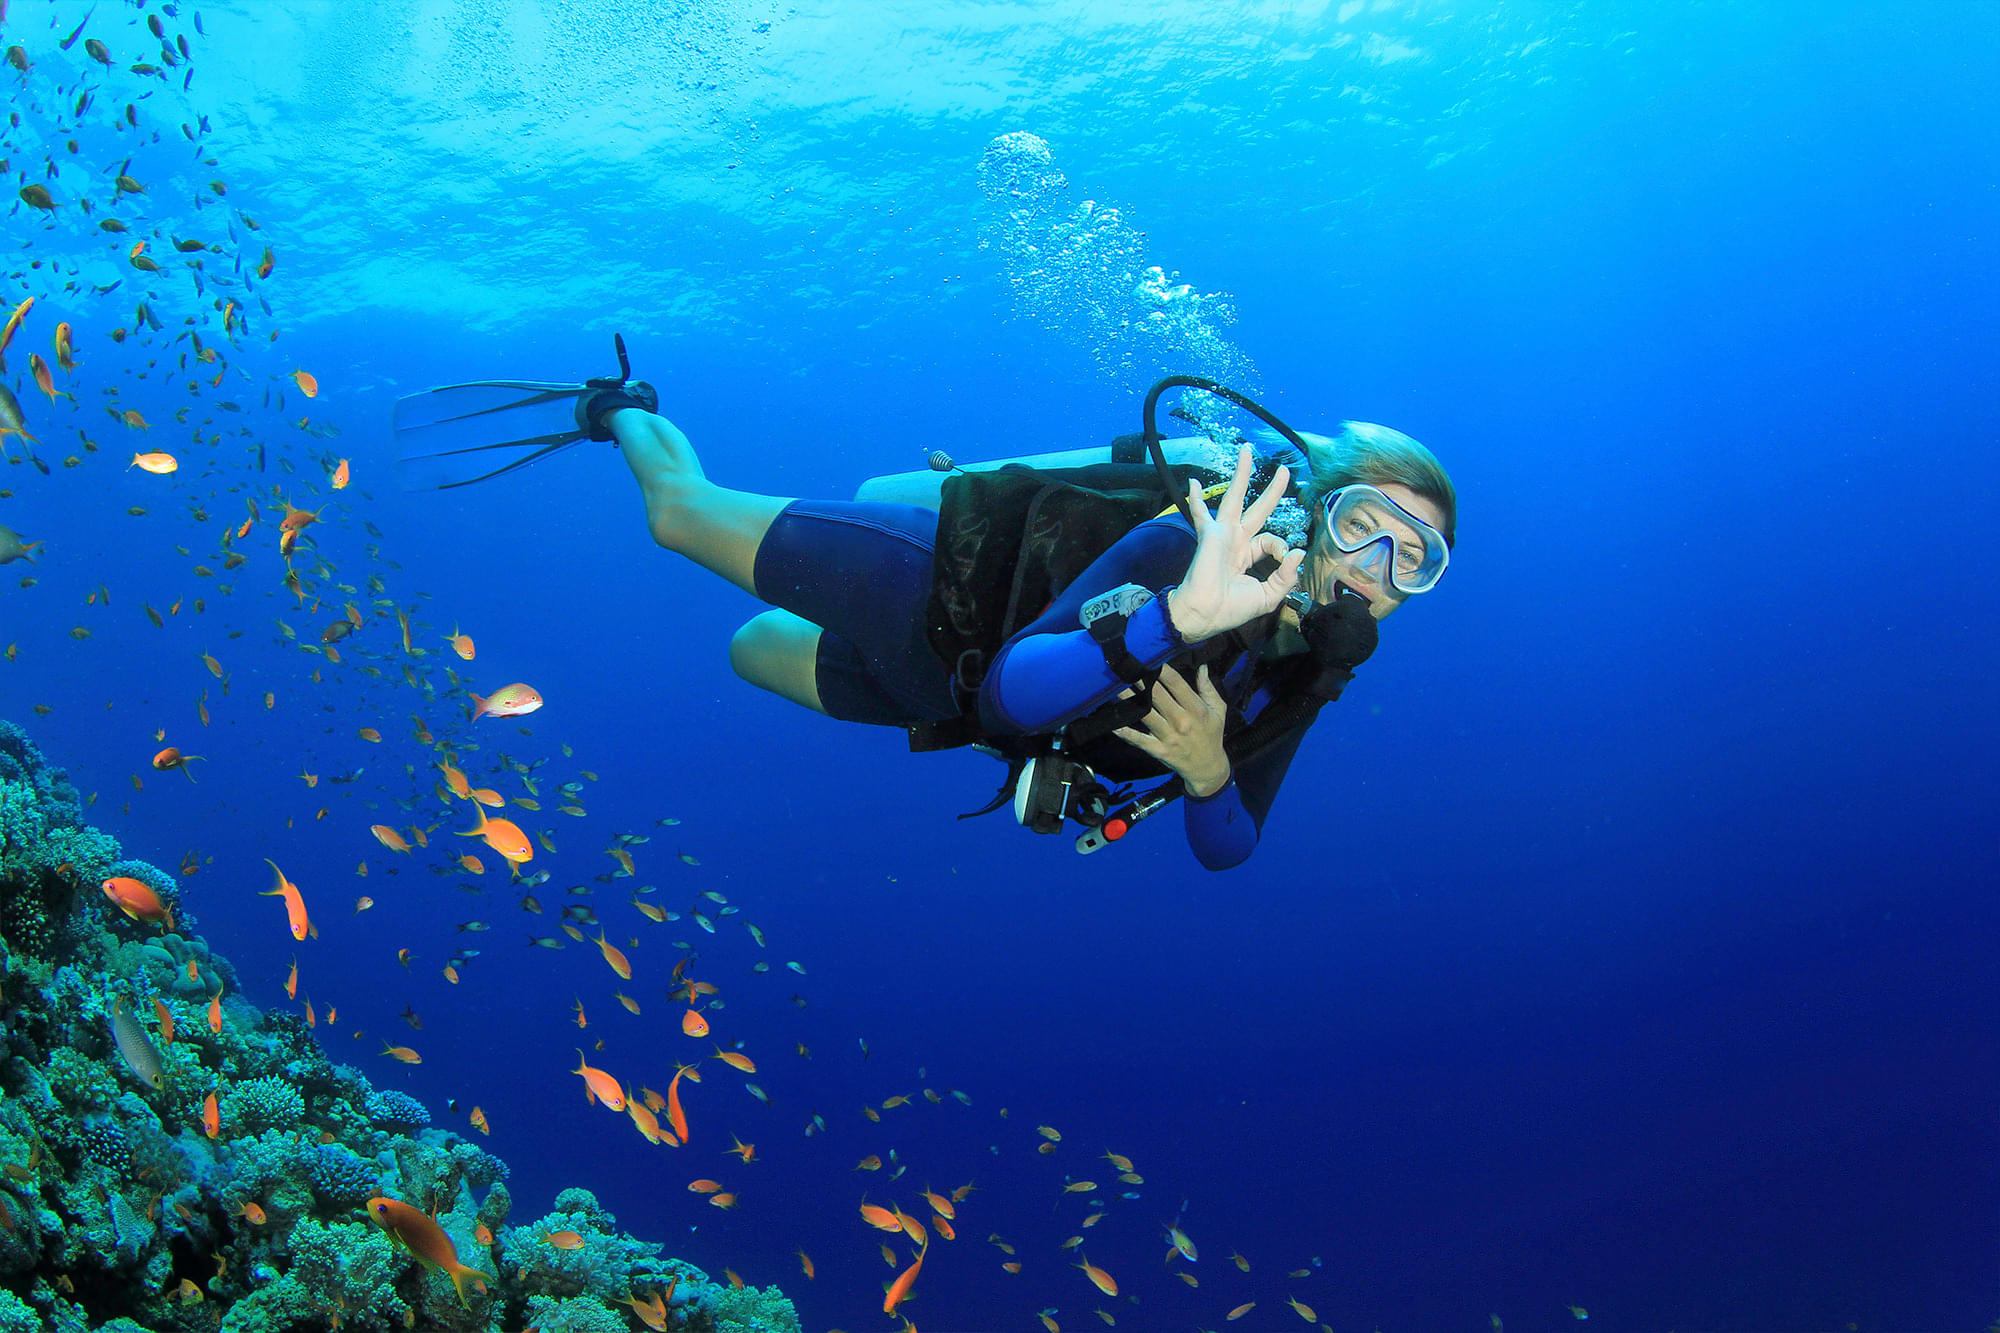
222,1074,305,1133
364,1087,430,1132
501,1190,678,1304
217,1217,411,1333
306,1144,382,1209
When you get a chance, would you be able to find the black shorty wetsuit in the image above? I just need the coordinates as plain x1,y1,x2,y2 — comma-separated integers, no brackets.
752,499,1314,869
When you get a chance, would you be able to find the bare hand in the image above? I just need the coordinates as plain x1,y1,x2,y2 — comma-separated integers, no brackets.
1113,663,1231,797
1164,445,1303,643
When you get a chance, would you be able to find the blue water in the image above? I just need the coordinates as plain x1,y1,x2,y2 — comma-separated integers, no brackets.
4,1,1997,1329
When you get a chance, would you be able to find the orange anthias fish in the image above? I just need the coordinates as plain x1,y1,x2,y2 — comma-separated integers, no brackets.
468,1106,490,1136
292,369,319,397
330,458,349,489
541,1230,585,1249
593,929,631,980
153,999,176,1045
895,1206,929,1248
284,955,299,999
130,451,178,474
626,1096,670,1145
367,1197,493,1308
28,354,61,403
572,1049,626,1112
151,747,201,781
380,1042,422,1065
859,1203,902,1233
370,825,412,854
0,298,32,368
713,1048,756,1075
664,1064,691,1144
279,502,321,533
202,1091,220,1140
259,859,315,940
1077,1256,1118,1296
101,876,174,931
439,763,472,800
446,625,474,660
469,682,541,720
207,991,223,1034
680,1008,708,1038
622,1285,673,1333
884,1238,928,1316
458,803,532,865
52,322,75,374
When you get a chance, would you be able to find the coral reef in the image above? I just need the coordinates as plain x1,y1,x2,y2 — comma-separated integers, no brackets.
362,1087,429,1132
0,719,799,1333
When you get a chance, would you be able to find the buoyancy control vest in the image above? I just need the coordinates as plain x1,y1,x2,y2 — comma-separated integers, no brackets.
906,376,1364,850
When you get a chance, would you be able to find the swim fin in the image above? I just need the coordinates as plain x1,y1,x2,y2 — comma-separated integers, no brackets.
392,380,592,490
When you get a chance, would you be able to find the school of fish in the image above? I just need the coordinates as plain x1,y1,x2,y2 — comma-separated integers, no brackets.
0,5,1372,1329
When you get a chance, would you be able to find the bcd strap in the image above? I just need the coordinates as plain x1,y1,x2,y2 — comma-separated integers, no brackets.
1062,684,1155,750
1087,611,1150,684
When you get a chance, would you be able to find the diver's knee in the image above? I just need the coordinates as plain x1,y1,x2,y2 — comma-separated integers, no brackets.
729,611,825,713
729,612,789,685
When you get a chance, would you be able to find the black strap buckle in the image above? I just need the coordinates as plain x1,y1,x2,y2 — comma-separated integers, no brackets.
1087,612,1150,684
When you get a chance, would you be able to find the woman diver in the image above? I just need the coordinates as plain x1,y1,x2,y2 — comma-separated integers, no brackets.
392,356,1456,869
593,385,1455,870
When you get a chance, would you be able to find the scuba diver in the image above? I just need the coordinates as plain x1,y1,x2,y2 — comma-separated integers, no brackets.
394,344,1456,869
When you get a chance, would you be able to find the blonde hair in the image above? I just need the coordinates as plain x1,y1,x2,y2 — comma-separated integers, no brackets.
1264,422,1457,547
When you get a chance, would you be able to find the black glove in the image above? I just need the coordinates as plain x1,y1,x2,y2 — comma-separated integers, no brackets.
1299,584,1379,702
576,377,657,441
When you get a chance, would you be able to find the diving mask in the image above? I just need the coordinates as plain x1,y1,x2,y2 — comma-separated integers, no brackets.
1321,484,1449,595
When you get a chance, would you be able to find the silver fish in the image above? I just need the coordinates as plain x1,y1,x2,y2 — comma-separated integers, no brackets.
108,995,166,1091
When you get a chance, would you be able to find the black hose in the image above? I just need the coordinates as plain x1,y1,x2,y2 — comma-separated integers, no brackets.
1140,375,1313,523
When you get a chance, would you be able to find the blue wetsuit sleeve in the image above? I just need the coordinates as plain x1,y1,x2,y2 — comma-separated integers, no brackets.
977,518,1196,735
1183,713,1310,870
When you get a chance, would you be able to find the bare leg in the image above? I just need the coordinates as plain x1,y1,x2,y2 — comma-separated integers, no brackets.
609,408,791,597
730,610,827,714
